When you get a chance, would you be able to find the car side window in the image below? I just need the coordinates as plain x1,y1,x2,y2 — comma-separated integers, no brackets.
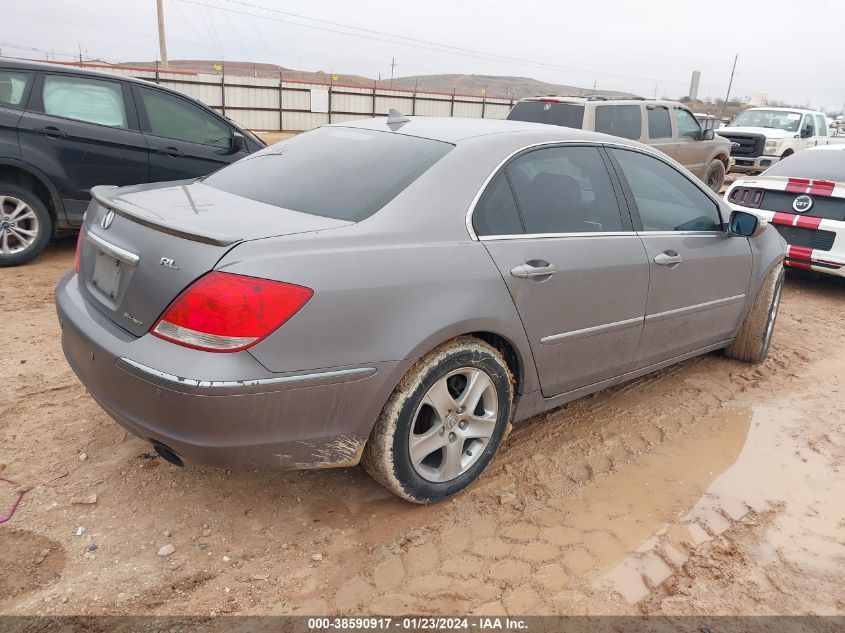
42,75,127,128
647,106,672,139
815,115,827,137
675,108,701,140
138,87,231,148
594,105,642,140
611,148,722,232
505,146,624,234
0,70,32,109
473,171,523,236
802,114,815,136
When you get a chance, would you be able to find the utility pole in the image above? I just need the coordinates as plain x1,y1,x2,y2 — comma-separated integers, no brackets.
721,54,738,117
156,0,169,70
389,57,396,89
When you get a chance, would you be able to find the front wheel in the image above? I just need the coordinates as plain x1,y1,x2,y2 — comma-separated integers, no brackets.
725,263,784,363
362,337,514,503
0,183,52,267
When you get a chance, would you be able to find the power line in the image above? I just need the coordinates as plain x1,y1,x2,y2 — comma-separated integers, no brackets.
175,0,696,87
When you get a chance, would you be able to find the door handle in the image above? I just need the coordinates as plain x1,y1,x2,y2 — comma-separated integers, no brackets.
653,250,683,266
510,260,556,280
33,126,68,139
156,146,185,157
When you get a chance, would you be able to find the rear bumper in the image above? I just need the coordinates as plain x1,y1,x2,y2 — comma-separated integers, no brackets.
725,206,845,277
729,155,780,173
55,272,408,469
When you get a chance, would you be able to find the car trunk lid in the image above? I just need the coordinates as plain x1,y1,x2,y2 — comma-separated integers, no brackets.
77,182,351,337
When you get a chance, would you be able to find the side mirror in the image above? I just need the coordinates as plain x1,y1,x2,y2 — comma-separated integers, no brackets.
729,210,767,238
231,132,247,152
702,128,715,140
800,126,813,138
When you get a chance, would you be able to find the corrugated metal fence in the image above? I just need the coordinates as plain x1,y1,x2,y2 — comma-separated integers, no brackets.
57,62,516,131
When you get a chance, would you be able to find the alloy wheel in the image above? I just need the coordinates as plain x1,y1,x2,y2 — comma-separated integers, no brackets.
0,196,40,255
408,367,498,483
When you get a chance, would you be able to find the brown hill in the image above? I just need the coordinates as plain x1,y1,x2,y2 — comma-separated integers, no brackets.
121,60,636,99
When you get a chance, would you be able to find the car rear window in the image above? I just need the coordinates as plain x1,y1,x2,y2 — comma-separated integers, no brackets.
0,70,31,109
594,105,642,140
507,101,585,129
764,149,845,182
203,127,453,222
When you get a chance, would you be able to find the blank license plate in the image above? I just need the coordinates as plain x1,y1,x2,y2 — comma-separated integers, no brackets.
91,250,122,299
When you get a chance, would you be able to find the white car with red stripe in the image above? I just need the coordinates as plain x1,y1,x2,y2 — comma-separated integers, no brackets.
724,145,845,277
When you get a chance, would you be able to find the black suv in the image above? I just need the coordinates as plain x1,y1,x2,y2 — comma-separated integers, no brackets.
0,59,265,266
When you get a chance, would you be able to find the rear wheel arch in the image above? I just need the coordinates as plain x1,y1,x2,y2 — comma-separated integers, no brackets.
405,324,531,399
468,331,524,398
0,161,61,226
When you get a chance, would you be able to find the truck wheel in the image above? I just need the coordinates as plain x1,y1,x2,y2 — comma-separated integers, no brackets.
725,263,784,364
0,183,52,267
704,159,726,192
362,336,514,504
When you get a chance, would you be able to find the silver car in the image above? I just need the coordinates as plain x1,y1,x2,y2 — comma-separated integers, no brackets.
56,116,786,503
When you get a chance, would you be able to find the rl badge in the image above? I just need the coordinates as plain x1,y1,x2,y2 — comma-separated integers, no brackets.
792,194,813,213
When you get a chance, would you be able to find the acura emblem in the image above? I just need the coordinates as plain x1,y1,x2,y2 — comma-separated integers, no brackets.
792,194,813,213
101,210,115,229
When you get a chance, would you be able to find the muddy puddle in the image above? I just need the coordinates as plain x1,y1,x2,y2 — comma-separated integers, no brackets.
551,397,845,603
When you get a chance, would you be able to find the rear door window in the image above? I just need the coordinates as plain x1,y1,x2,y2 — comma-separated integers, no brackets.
612,148,722,231
0,70,32,109
204,127,452,222
506,101,585,129
505,146,624,234
42,75,127,128
138,86,231,148
473,172,523,236
647,106,672,139
815,115,827,137
594,105,642,140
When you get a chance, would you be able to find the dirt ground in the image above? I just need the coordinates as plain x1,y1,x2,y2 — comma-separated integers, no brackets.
1,240,844,618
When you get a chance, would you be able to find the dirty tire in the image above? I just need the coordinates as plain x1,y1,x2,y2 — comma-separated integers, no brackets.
0,183,52,267
725,262,784,363
362,336,513,504
704,159,726,192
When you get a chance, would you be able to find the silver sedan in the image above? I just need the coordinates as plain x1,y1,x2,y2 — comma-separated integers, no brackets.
56,115,786,503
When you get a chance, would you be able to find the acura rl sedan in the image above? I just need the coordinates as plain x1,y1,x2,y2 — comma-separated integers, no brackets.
56,114,786,503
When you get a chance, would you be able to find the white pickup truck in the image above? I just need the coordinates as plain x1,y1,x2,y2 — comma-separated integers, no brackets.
718,107,845,174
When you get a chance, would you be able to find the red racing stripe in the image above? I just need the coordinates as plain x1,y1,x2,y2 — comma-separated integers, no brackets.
786,260,813,270
772,212,796,226
808,180,835,196
795,215,822,229
786,178,811,193
787,245,813,260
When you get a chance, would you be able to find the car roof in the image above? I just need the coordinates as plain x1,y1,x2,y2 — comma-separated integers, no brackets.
328,115,637,145
0,57,154,87
743,106,823,115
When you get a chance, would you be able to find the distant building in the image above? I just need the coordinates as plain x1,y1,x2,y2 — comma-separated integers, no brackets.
688,71,701,101
751,92,767,107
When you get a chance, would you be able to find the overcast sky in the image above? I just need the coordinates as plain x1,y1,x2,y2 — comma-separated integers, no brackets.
3,0,844,111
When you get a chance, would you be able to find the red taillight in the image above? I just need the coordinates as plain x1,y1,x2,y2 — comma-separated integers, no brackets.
74,230,84,273
152,272,313,353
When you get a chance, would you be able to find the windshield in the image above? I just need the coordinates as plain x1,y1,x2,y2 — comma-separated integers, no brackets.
204,127,453,222
507,101,585,129
729,110,803,132
764,149,845,182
